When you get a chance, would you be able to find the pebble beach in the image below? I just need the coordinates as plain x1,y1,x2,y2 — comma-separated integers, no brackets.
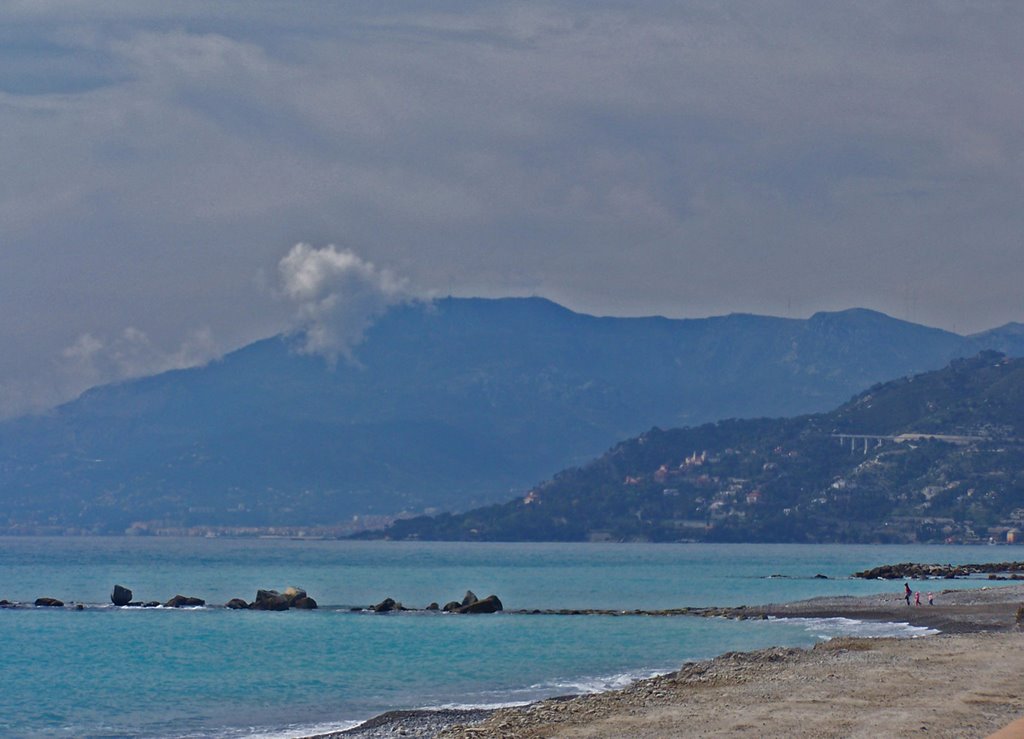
326,583,1024,738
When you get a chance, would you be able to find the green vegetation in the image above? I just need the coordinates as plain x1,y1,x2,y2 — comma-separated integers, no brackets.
381,352,1024,543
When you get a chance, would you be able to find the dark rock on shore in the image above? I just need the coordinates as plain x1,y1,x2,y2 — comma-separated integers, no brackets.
442,601,461,612
426,602,439,611
854,562,1024,580
225,598,250,609
34,597,64,607
111,584,133,607
164,595,205,608
337,708,495,737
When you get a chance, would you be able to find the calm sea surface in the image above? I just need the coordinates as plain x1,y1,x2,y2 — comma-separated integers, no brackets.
0,538,1015,737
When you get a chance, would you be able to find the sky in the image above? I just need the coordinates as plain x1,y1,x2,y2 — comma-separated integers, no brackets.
2,1,1023,417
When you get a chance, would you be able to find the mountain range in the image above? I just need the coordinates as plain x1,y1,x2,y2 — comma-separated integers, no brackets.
1,297,1022,534
381,351,1024,544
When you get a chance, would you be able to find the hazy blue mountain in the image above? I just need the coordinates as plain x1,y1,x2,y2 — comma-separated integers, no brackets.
382,352,1024,544
965,322,1024,355
1,297,1022,533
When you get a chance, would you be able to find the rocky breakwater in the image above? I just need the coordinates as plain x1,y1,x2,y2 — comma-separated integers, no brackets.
164,594,206,608
0,597,82,609
107,584,201,608
854,562,1024,580
0,597,81,609
362,590,504,614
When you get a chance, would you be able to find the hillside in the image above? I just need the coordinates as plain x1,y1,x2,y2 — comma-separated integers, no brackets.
1,297,1022,535
382,352,1024,544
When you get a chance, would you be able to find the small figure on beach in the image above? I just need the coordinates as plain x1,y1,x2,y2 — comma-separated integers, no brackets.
904,583,912,605
915,591,921,606
927,592,934,606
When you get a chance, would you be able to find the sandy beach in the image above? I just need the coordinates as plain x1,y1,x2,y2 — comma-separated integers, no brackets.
331,583,1024,738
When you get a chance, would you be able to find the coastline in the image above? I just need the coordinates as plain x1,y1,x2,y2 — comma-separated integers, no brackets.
322,583,1024,738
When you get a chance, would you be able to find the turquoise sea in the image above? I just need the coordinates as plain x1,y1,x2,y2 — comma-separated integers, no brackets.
0,538,1015,737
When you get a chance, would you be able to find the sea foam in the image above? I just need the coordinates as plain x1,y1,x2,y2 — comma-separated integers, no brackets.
772,616,939,639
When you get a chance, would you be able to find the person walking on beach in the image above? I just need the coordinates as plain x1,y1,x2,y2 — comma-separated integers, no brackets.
905,583,912,605
927,592,934,605
915,591,921,606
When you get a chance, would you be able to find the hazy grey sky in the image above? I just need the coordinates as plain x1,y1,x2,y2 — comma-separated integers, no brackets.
2,1,1023,416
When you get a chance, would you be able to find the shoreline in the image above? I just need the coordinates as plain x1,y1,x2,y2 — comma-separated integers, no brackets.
319,584,1024,738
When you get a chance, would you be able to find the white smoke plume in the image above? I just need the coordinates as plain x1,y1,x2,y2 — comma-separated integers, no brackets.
277,243,408,362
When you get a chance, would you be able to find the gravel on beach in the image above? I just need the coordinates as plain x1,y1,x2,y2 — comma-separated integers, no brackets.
328,708,496,738
314,584,1024,739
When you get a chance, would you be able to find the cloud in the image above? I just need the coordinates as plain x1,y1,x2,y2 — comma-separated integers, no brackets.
0,3,1023,418
0,327,219,419
278,243,408,361
60,326,219,393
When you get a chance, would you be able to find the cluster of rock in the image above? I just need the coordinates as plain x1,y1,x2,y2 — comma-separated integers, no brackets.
367,590,503,614
109,585,205,608
5,586,505,613
1,597,81,609
1,597,82,609
854,562,1024,580
110,584,317,610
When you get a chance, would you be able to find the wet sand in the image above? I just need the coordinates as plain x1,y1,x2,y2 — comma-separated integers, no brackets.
326,584,1024,738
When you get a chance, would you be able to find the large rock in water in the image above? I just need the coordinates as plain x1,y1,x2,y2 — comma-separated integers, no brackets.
282,586,316,609
249,587,315,610
164,595,205,608
372,597,403,613
252,590,291,611
457,594,503,614
111,584,133,607
34,597,64,607
461,590,479,607
225,598,250,609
